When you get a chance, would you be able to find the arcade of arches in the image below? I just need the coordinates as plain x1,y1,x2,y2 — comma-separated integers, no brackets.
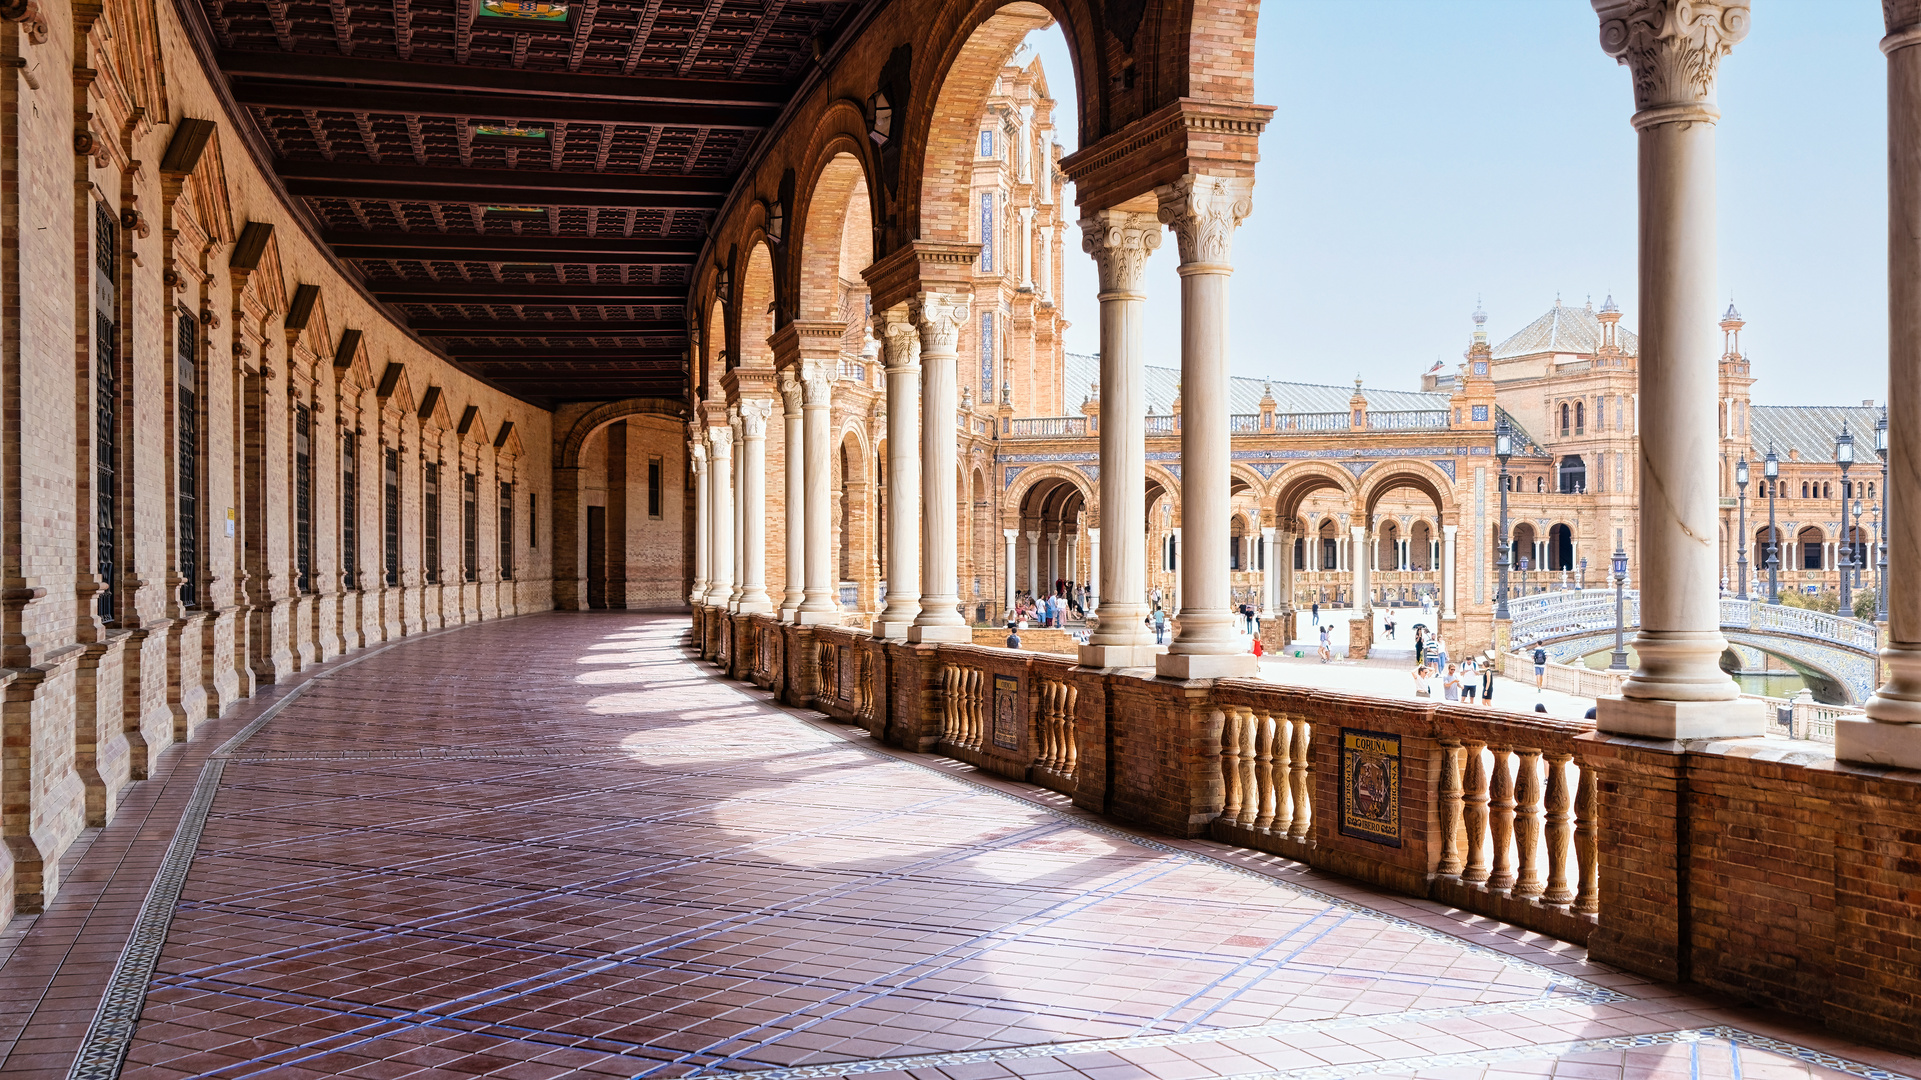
5,0,1921,1073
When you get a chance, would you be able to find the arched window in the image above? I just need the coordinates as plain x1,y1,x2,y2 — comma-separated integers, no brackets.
1536,475,1546,493
1799,526,1825,570
1824,481,1832,499
1802,481,1811,499
1575,401,1585,434
1558,455,1587,494
1559,403,1570,437
1229,516,1245,571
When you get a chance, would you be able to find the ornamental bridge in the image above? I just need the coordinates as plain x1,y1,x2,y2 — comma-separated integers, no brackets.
1508,590,1882,705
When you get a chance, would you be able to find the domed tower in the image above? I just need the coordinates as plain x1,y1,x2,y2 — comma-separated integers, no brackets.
1451,301,1497,429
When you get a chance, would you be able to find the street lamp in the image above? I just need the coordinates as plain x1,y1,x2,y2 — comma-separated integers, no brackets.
1495,416,1513,620
1764,444,1781,604
1836,424,1855,615
1735,457,1749,600
1580,556,1588,590
1610,546,1630,671
1878,408,1890,622
1851,497,1866,597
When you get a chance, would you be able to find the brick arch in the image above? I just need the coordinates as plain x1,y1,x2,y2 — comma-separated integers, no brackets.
737,241,777,370
1272,463,1355,524
1359,461,1455,522
794,149,874,324
699,294,725,401
558,398,689,469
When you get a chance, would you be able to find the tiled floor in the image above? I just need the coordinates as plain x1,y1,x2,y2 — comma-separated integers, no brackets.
3,614,1919,1080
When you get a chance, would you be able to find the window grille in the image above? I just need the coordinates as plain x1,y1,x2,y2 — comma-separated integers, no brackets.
295,404,313,593
94,201,118,622
423,462,440,584
341,432,357,588
383,448,400,586
463,471,478,582
499,481,514,580
176,309,200,608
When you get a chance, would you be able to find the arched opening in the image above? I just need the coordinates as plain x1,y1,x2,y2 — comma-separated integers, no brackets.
1798,526,1826,571
1558,454,1586,494
1548,523,1575,574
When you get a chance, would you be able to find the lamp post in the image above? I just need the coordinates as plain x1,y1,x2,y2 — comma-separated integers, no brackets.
1878,408,1890,622
1735,457,1749,600
1580,556,1588,590
1851,496,1866,597
1610,546,1630,671
1836,424,1855,615
1764,444,1781,604
1495,416,1513,620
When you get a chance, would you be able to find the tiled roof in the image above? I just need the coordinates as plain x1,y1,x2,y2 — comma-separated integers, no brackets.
1492,300,1639,359
1750,405,1884,464
1061,353,1449,416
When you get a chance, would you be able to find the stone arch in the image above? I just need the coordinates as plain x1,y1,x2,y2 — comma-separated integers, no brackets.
737,241,777,370
1273,463,1354,524
558,398,688,469
1144,463,1182,523
1008,464,1093,514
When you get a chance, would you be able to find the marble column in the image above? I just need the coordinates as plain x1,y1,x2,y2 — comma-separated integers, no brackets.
1003,529,1018,613
1079,210,1163,667
1442,523,1458,619
872,307,923,637
1594,0,1749,737
1351,525,1370,610
1026,530,1040,598
796,361,837,623
728,406,745,612
1088,527,1101,610
704,426,734,606
909,292,972,642
689,439,709,607
1157,175,1256,679
1170,527,1182,615
777,373,805,622
1039,229,1053,302
1260,526,1277,616
736,400,774,613
1843,3,1921,764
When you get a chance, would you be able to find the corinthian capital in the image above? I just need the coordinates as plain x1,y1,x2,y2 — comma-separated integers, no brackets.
910,291,971,356
1888,0,1921,42
738,398,772,439
874,303,922,373
799,358,834,405
1079,209,1161,295
777,370,803,415
1156,175,1253,268
1594,0,1749,121
708,425,733,456
688,439,706,468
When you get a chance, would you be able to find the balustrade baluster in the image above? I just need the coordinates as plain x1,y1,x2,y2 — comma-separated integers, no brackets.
1221,706,1246,822
1238,709,1260,827
1437,739,1465,876
1062,685,1079,777
1039,682,1058,771
1262,715,1287,831
1488,746,1517,891
1287,717,1312,840
967,669,983,747
1574,761,1600,914
943,666,959,742
1462,740,1490,883
1513,749,1546,899
1252,712,1276,830
1543,752,1575,904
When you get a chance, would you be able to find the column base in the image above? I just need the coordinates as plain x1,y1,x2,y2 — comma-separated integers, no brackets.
871,619,916,640
1157,652,1260,681
1595,695,1766,740
737,600,775,615
1835,718,1921,769
1078,643,1165,670
795,609,838,626
907,624,970,644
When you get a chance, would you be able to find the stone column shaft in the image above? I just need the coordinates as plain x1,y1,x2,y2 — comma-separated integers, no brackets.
1443,523,1459,619
736,401,773,613
1026,530,1040,598
1351,526,1370,610
1260,526,1277,616
1088,527,1101,609
689,444,709,607
1157,173,1256,678
874,308,922,638
778,374,805,622
796,362,837,623
1003,529,1018,613
1079,209,1163,667
1844,12,1921,763
1594,0,1750,737
909,292,971,642
704,426,734,606
728,408,746,611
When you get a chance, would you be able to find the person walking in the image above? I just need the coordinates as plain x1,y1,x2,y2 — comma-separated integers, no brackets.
1460,655,1479,703
1311,601,1320,626
1481,650,1496,703
1152,607,1168,645
1318,625,1332,664
1443,663,1462,702
1533,645,1548,690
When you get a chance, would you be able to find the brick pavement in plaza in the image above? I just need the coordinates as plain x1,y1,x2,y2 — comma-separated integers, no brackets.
1,614,1917,1080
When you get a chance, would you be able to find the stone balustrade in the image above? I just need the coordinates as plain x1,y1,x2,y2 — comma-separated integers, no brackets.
696,604,1921,1052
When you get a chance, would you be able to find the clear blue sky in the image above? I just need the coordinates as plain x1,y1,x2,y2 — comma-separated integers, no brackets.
1028,0,1887,408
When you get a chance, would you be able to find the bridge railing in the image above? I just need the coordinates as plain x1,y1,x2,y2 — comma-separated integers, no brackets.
1514,590,1878,655
1744,601,1880,651
1006,415,1088,438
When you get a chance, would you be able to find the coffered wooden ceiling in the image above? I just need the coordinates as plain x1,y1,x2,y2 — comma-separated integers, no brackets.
188,0,862,407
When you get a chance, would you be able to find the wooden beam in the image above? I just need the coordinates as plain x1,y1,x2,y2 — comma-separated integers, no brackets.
453,347,686,361
325,231,701,261
410,318,685,335
278,160,732,197
366,281,683,301
232,81,774,129
218,50,790,105
285,178,724,211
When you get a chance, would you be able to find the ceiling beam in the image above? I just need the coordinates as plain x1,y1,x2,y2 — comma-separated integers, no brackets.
234,81,774,129
412,318,686,335
453,347,685,361
285,178,724,211
326,232,701,261
279,160,732,198
366,281,685,301
220,50,790,106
